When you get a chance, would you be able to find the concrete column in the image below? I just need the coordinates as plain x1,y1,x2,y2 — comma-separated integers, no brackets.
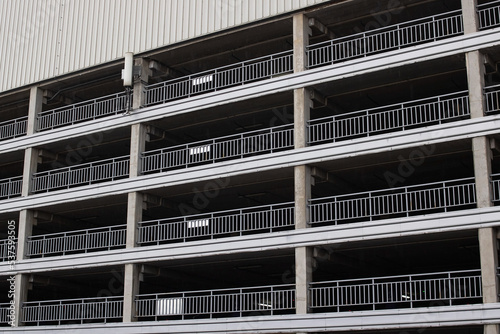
21,148,40,197
122,263,141,322
26,86,43,135
129,123,147,178
293,13,311,73
16,210,35,261
461,0,480,34
466,51,486,119
132,58,151,110
295,246,314,315
13,273,30,326
473,137,493,208
479,228,499,303
479,227,500,334
293,13,314,322
126,192,144,249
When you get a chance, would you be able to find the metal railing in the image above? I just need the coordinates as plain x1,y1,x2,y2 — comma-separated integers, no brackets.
484,84,500,115
0,303,10,324
310,269,482,311
22,296,123,325
308,91,469,145
138,202,294,245
0,238,16,262
0,116,28,141
135,284,295,320
307,10,463,68
478,1,500,30
27,225,126,258
309,177,476,225
144,50,293,106
37,92,129,131
142,124,293,174
0,176,23,200
491,173,500,202
31,155,130,193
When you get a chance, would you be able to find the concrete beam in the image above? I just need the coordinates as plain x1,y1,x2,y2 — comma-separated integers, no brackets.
33,211,74,226
38,149,58,163
43,89,74,105
148,60,183,79
145,125,165,142
309,89,327,109
490,138,500,153
2,303,499,333
308,17,335,40
142,194,176,210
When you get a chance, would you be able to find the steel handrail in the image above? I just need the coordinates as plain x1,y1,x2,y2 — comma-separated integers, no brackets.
478,0,500,29
138,201,294,244
144,50,293,106
309,177,476,224
37,91,130,131
0,115,28,140
27,224,127,257
31,155,130,193
0,176,23,199
308,90,469,144
141,123,294,174
307,9,463,68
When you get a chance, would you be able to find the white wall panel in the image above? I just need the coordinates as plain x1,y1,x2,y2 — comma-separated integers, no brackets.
0,0,330,93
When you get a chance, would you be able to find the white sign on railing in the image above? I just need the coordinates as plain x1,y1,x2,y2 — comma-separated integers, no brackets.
156,298,183,315
192,75,213,86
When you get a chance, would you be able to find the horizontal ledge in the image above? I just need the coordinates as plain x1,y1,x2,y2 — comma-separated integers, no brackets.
1,28,500,156
3,205,500,275
1,115,499,214
2,303,500,333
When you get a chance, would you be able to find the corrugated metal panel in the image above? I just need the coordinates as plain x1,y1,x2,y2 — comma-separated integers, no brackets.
0,0,330,93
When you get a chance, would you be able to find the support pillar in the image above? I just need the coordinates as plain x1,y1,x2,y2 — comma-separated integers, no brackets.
26,86,43,135
293,13,314,323
122,263,141,322
467,51,486,119
132,58,151,110
21,148,39,197
22,87,44,196
16,210,35,261
122,57,150,321
461,0,480,35
13,274,30,327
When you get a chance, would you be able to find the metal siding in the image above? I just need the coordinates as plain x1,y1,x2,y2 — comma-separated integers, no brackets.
0,0,329,93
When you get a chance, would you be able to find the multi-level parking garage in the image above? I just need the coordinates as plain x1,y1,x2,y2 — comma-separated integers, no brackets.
0,0,499,333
